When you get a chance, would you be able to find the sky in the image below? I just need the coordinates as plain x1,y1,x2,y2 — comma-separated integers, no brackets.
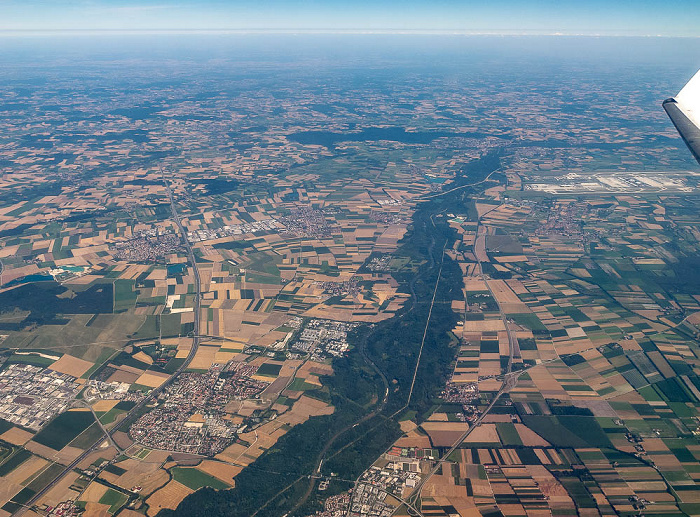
1,0,699,37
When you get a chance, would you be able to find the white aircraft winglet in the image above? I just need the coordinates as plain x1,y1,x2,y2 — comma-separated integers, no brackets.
663,69,700,165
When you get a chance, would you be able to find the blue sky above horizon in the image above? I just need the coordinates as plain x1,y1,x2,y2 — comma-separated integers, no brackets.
1,0,699,37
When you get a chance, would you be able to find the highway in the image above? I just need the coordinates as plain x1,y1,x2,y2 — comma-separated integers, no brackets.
12,172,202,517
402,207,520,516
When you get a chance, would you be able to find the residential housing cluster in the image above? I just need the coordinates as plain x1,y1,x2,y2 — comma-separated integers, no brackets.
129,361,268,455
111,232,182,262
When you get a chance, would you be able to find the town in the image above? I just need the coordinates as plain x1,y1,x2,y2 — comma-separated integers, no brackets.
129,361,268,455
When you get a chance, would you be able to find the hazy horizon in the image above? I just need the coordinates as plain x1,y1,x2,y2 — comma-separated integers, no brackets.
2,0,700,38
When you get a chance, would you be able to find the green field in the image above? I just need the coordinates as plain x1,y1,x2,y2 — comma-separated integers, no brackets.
521,415,612,448
0,442,12,464
33,411,96,450
171,467,230,490
164,357,186,373
99,408,127,425
507,313,548,332
0,418,13,434
82,348,117,379
7,352,59,367
24,462,66,493
131,314,159,340
4,312,143,359
557,475,597,508
113,279,139,313
519,416,588,448
98,487,128,513
557,416,613,448
495,423,523,446
256,363,282,377
0,448,32,477
287,378,318,391
244,252,282,278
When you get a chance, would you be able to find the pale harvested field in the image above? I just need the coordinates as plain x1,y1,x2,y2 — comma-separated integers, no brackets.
119,511,145,517
36,471,80,510
214,351,238,363
475,203,498,218
135,371,169,388
25,440,65,461
399,420,417,433
132,351,153,365
2,455,48,486
451,372,478,383
0,426,33,446
107,369,140,384
0,457,48,504
477,449,493,465
493,255,528,263
111,450,170,494
278,395,333,425
147,269,167,281
482,414,513,423
219,422,284,465
215,442,252,465
462,319,506,332
501,302,530,314
506,279,529,295
49,354,94,377
686,311,700,325
115,364,144,375
52,445,89,466
82,480,109,502
421,421,469,447
395,433,431,449
251,330,286,348
188,345,220,370
627,481,669,492
473,235,488,263
515,424,550,447
197,460,240,485
277,360,302,378
83,502,111,517
299,361,333,377
301,374,323,386
485,280,521,304
66,274,102,285
146,480,194,516
448,503,482,517
303,303,394,323
422,480,469,499
91,399,119,412
463,424,500,444
76,447,119,471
